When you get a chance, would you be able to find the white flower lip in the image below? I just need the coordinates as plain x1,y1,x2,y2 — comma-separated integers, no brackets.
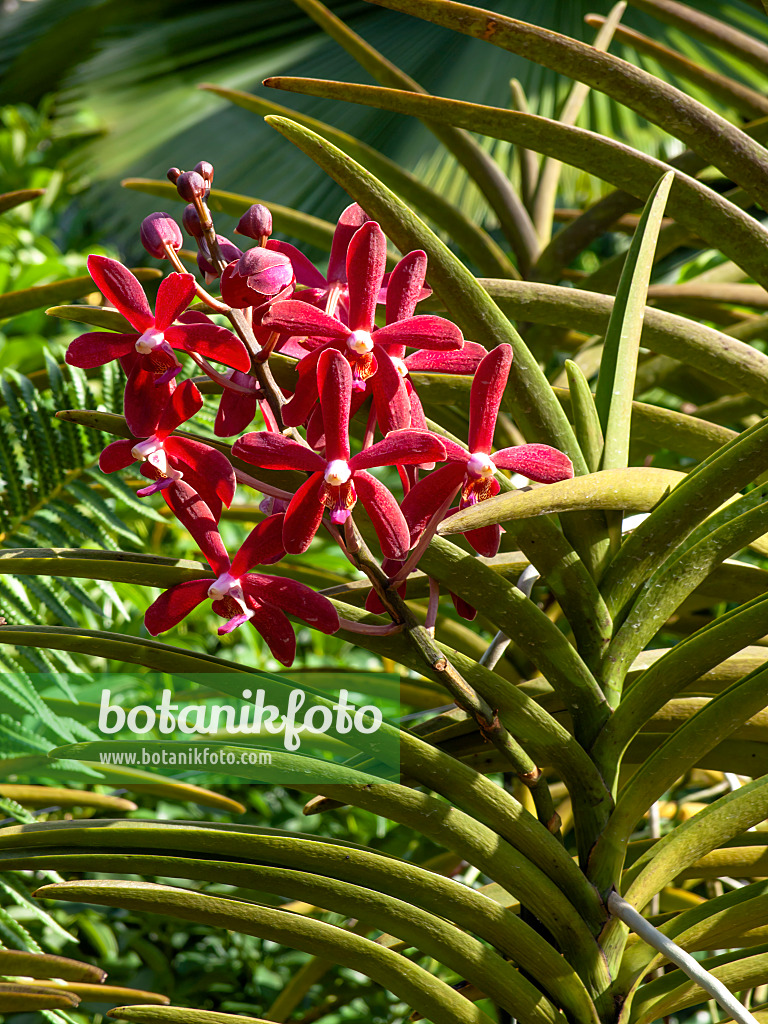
131,436,162,460
208,571,241,601
135,327,166,354
346,329,374,355
324,459,352,486
466,451,496,478
391,356,408,378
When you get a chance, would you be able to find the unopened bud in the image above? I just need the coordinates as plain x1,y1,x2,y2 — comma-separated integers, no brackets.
235,204,273,241
194,160,214,187
140,211,183,258
237,247,293,296
176,170,207,202
182,203,203,238
166,166,182,184
197,235,243,278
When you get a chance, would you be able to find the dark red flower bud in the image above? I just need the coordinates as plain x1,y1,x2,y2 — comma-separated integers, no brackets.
237,247,293,297
197,236,243,279
182,203,203,238
176,170,207,202
235,204,273,241
140,211,183,259
166,166,182,184
194,160,214,186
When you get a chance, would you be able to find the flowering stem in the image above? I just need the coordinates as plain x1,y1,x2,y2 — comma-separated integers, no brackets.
186,352,257,394
340,514,560,833
233,470,294,502
389,486,460,585
161,241,230,313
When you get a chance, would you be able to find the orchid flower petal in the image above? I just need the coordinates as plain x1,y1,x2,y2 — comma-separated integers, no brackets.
400,462,466,543
374,316,463,351
385,250,428,323
328,202,368,283
354,469,411,561
165,322,251,373
123,359,176,439
349,429,446,471
346,221,386,332
65,332,136,369
317,348,352,463
231,513,287,576
156,380,202,438
263,300,347,340
164,437,236,509
144,578,211,635
164,483,230,575
99,439,136,474
283,471,325,554
405,342,487,374
87,255,154,332
245,573,339,634
492,444,574,482
233,431,325,473
267,239,327,289
468,344,513,453
369,348,411,434
153,273,196,331
244,599,297,666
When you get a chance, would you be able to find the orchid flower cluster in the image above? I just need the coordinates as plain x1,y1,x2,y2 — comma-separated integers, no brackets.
66,161,574,665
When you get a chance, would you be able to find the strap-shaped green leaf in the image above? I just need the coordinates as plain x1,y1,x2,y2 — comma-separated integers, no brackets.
0,948,105,983
624,0,768,74
594,592,768,775
264,78,768,291
594,664,768,885
34,879,498,1024
288,0,537,270
531,1,628,244
601,414,768,618
201,84,515,278
108,1009,272,1024
0,189,45,214
622,775,768,909
595,171,674,471
630,948,768,1024
585,16,768,120
365,0,768,212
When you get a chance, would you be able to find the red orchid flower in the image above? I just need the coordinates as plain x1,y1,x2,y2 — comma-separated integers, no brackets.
144,489,339,665
262,221,463,428
65,256,250,437
99,380,236,521
401,344,574,557
232,349,447,560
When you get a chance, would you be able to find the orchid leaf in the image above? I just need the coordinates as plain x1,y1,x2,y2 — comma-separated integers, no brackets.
364,0,768,212
288,0,537,271
263,79,768,292
200,84,516,278
0,188,45,214
439,468,685,534
0,948,105,983
622,775,768,909
33,880,498,1024
595,171,674,472
108,1009,275,1024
